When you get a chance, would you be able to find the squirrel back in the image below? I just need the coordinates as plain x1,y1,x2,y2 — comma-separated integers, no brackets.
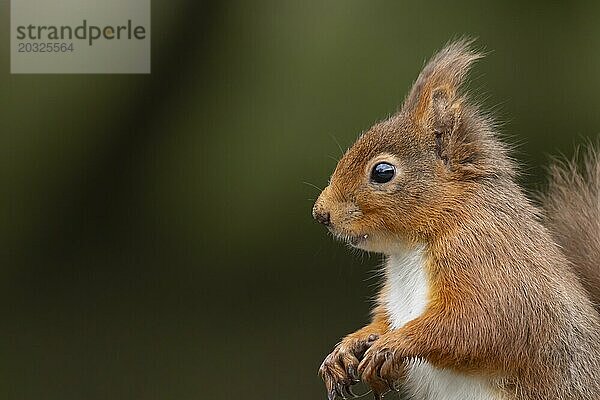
542,148,600,308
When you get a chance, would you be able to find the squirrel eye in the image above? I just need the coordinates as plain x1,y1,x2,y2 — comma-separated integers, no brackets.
371,162,395,183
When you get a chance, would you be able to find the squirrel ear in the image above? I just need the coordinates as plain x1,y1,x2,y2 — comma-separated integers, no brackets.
402,39,481,135
429,87,461,133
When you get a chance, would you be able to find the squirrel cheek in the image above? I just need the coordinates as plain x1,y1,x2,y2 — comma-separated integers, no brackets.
339,204,363,225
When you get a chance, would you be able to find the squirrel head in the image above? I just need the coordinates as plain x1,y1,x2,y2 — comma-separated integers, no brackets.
313,39,513,253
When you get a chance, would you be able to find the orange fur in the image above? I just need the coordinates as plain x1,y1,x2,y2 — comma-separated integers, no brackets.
542,148,600,309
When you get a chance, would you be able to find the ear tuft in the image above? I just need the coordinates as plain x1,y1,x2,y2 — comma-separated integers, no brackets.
403,38,482,129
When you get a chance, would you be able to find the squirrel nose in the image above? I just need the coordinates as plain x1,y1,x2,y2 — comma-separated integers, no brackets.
314,210,331,226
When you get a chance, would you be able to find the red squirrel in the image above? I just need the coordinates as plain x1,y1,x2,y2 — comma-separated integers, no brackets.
313,39,600,400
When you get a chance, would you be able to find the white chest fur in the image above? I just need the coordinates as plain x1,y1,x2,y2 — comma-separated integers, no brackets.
385,248,430,330
384,247,498,400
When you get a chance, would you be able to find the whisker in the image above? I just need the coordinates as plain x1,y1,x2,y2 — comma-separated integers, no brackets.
302,181,323,191
329,133,345,156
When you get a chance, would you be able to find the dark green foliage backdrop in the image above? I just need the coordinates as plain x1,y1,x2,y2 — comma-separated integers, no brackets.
2,1,600,399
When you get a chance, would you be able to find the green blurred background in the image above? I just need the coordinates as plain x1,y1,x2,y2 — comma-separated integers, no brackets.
2,1,600,399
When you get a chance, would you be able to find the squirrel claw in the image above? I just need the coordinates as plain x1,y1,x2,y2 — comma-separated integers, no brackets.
345,384,358,398
328,389,336,400
336,383,348,399
348,365,359,381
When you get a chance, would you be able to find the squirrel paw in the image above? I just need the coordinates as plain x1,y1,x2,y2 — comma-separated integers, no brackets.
319,333,379,399
357,336,408,399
